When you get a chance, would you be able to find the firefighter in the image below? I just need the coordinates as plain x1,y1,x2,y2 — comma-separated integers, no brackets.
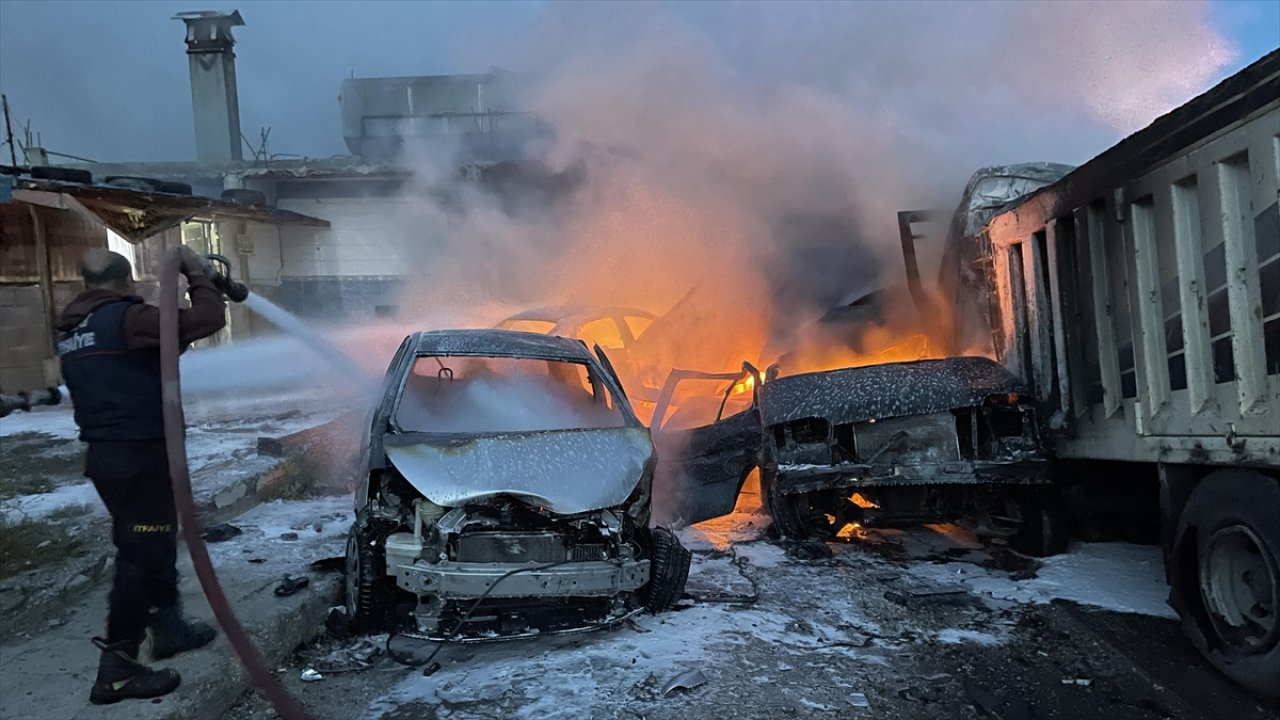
57,246,226,704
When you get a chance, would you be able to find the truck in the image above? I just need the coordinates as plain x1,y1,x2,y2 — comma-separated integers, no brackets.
944,50,1279,697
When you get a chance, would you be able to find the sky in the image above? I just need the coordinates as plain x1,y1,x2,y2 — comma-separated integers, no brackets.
0,0,1275,167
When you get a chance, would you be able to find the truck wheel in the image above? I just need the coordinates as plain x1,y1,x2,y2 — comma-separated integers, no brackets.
345,522,390,633
1174,470,1280,700
642,527,690,612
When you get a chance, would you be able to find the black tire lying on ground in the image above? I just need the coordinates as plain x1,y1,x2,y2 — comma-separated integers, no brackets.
642,526,691,612
345,522,391,634
1172,469,1280,701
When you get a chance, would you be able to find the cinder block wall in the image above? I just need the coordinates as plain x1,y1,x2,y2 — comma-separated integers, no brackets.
0,282,81,391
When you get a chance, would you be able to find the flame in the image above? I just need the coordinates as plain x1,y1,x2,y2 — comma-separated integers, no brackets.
836,522,863,540
849,492,878,509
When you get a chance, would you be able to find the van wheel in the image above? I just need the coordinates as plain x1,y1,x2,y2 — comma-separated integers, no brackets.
345,522,390,633
1005,486,1070,557
642,527,690,612
1174,470,1280,700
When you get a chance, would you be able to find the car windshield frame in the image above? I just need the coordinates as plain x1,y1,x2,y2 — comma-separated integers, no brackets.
387,350,641,437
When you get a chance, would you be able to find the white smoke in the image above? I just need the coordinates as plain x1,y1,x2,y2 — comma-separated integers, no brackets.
384,0,1238,375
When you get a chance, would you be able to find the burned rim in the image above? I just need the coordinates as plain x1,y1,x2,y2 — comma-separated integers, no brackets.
1199,524,1280,655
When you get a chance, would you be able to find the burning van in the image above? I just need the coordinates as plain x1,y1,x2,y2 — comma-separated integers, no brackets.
759,357,1061,555
345,330,690,640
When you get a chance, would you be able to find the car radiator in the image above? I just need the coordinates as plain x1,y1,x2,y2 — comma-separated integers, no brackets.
455,531,566,563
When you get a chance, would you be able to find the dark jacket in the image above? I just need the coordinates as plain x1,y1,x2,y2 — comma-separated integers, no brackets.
56,272,227,351
57,271,226,442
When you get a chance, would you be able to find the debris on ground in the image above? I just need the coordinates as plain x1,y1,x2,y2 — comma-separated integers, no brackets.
274,575,309,597
280,531,300,541
309,556,346,573
660,667,708,696
202,523,243,543
300,668,324,682
299,634,386,674
848,691,870,707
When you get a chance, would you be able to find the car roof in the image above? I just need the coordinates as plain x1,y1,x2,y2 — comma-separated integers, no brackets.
409,328,597,362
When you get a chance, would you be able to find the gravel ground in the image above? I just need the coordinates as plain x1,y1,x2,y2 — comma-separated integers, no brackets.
219,498,1278,720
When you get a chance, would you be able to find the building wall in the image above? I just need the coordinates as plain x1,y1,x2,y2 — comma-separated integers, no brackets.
0,282,82,391
243,191,442,320
0,202,104,390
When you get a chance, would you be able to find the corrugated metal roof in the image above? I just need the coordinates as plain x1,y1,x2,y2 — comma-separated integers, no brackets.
8,178,330,242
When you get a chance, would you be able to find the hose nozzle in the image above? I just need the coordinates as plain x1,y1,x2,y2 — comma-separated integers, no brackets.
200,254,250,303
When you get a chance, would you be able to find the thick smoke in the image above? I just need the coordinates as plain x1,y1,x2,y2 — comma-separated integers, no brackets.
383,0,1236,384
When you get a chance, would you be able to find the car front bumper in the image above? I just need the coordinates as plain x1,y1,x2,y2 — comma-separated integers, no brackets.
393,558,651,599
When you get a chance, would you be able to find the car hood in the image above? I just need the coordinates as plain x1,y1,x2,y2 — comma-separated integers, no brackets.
383,426,653,515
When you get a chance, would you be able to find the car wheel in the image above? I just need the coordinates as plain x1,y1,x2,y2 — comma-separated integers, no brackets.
1174,470,1280,700
345,522,390,633
642,527,691,612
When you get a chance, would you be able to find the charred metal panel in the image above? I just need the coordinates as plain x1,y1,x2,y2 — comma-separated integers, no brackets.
853,413,960,467
760,357,1020,428
773,458,1048,495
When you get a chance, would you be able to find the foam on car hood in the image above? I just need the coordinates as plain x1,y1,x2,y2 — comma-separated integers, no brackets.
383,426,653,515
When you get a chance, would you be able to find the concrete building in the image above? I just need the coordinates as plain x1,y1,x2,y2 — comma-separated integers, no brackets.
32,9,545,330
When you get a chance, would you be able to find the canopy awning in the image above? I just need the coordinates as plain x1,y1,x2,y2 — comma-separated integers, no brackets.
9,178,329,242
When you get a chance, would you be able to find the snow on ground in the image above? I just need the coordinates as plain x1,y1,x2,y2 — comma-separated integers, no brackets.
362,546,888,720
0,401,340,522
205,495,352,567
0,481,104,522
0,405,80,440
904,540,1176,619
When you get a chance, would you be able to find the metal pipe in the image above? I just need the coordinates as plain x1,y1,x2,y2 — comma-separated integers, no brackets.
159,249,312,720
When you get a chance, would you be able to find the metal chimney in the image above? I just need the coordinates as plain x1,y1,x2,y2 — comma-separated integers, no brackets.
174,10,245,162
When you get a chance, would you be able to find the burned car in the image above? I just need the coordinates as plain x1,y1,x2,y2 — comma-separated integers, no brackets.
759,357,1063,555
345,330,690,640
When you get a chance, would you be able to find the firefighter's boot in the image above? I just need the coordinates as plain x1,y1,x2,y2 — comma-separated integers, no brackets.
149,603,217,660
88,637,181,705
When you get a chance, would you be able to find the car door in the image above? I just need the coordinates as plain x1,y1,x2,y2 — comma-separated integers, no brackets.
649,363,764,527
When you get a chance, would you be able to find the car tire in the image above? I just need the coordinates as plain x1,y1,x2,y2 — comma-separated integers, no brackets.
642,527,690,612
1172,470,1280,701
1007,486,1070,557
345,521,390,633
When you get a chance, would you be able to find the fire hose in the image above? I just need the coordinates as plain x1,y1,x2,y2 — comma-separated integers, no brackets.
159,250,313,720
